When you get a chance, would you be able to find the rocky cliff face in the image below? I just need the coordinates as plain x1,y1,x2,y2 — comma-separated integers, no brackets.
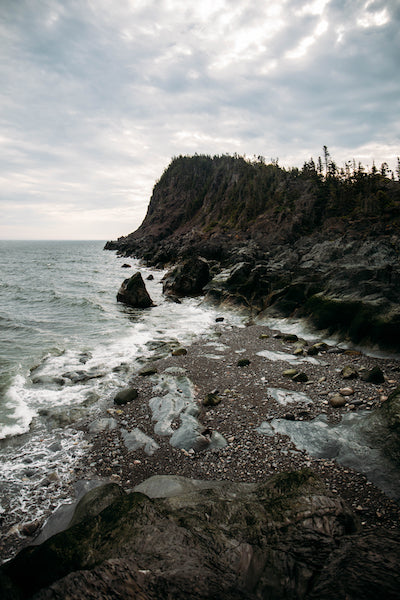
105,155,400,350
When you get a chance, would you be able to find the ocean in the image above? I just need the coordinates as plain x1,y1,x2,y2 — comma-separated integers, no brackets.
0,240,233,529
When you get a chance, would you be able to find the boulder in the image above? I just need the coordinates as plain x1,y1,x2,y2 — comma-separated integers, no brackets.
162,256,210,297
2,471,399,600
341,365,359,379
361,366,385,384
114,387,138,406
116,272,154,308
362,386,400,466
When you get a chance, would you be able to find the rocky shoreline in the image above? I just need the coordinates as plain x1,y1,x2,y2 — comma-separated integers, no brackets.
1,317,400,597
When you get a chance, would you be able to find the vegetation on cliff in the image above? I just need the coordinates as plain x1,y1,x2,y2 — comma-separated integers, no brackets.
106,152,400,257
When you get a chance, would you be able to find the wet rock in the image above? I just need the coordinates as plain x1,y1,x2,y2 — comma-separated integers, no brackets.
20,520,42,537
237,358,251,367
329,394,347,408
88,418,118,434
282,333,298,342
121,263,131,268
116,272,154,308
114,387,138,406
361,366,385,384
293,346,304,356
138,365,158,376
172,347,187,356
146,274,154,280
5,471,399,600
215,317,224,322
162,256,210,298
363,386,400,465
341,365,359,379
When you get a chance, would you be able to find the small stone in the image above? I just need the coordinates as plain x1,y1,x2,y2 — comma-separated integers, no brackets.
282,333,298,342
215,317,224,322
146,274,154,280
339,387,355,396
329,394,347,408
172,348,187,356
20,520,42,537
293,347,304,356
283,369,299,378
121,263,131,268
259,334,270,339
341,365,359,379
237,358,251,367
307,345,319,356
203,392,222,407
292,372,308,383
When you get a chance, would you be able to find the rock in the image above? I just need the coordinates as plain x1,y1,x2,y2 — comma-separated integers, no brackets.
361,366,385,384
172,347,187,356
20,520,41,537
307,344,320,356
121,263,131,268
88,418,118,433
3,471,399,600
116,272,154,308
237,358,251,367
114,387,139,406
259,333,270,339
162,256,210,298
362,386,400,465
283,368,299,378
339,387,355,396
216,316,224,322
341,365,359,379
329,394,347,408
203,392,221,407
146,274,154,280
292,371,309,383
293,346,304,356
282,333,299,342
138,365,158,376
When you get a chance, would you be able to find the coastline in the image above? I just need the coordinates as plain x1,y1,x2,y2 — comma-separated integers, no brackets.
1,318,399,562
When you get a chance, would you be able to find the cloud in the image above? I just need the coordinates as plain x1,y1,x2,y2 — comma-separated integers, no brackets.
0,0,399,238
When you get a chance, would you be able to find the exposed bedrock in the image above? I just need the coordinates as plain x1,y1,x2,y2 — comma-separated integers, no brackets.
1,470,399,600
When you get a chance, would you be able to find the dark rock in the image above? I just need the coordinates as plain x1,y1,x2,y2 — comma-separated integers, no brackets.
282,333,298,342
121,263,131,268
361,366,385,384
203,392,221,407
3,471,400,600
162,256,210,298
362,386,400,465
114,387,139,406
237,358,251,367
172,347,187,356
20,520,41,537
292,371,309,383
146,274,154,280
117,272,154,308
216,316,224,322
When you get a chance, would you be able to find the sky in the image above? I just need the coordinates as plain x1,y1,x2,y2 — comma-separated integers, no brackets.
1,0,399,240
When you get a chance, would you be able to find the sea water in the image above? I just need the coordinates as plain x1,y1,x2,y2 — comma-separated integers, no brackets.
0,240,232,529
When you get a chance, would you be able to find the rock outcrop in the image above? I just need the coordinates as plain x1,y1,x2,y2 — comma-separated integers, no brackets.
1,471,399,600
116,272,154,308
106,155,400,350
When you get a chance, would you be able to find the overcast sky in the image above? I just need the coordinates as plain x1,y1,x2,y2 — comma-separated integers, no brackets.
1,0,399,240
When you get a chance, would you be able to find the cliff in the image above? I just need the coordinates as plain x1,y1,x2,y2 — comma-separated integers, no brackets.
105,155,400,350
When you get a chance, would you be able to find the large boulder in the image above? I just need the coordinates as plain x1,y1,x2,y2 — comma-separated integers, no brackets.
116,272,154,308
362,386,400,466
162,256,210,298
1,470,399,600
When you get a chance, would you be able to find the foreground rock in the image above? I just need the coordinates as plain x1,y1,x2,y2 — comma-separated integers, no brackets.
116,271,154,308
162,256,210,298
1,471,399,600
